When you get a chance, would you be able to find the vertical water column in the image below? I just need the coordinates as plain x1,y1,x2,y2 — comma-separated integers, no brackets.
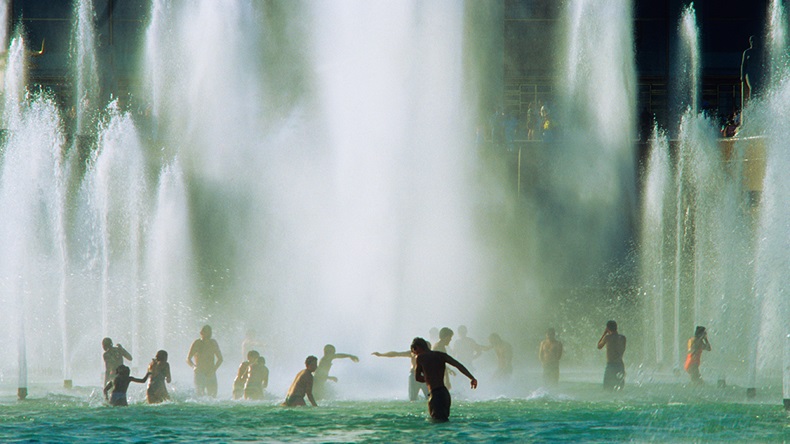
552,0,637,285
641,127,670,366
86,103,146,354
677,6,700,117
70,0,99,135
0,36,67,396
767,0,790,410
146,160,195,351
752,0,790,402
667,5,702,370
309,1,483,343
140,0,263,333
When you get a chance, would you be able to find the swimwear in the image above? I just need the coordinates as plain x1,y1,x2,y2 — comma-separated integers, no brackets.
543,362,560,385
684,352,700,371
428,386,451,422
603,362,625,390
283,395,305,406
244,386,263,400
194,370,218,396
110,392,128,406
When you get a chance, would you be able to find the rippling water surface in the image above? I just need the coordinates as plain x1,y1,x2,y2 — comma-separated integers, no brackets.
1,381,786,443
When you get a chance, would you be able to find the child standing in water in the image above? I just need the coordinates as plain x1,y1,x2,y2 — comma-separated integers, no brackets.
104,365,149,406
147,350,172,404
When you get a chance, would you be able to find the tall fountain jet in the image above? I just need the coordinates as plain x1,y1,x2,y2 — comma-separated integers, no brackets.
70,0,99,136
0,34,68,399
546,0,637,289
137,0,491,361
640,2,784,398
751,0,790,407
0,1,501,393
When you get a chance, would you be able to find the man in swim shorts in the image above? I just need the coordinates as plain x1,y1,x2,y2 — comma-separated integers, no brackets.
282,355,318,407
187,325,224,397
411,337,477,422
597,320,626,391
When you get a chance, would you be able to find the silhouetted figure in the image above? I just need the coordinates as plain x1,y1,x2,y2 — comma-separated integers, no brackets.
102,337,132,386
103,365,149,406
245,352,269,400
684,326,712,385
526,103,537,140
741,35,764,110
372,343,430,401
283,355,318,407
597,320,626,391
540,105,553,141
453,325,486,371
721,112,739,138
489,333,513,381
539,328,563,386
314,344,359,399
411,337,477,422
233,352,253,400
187,325,224,397
147,350,171,404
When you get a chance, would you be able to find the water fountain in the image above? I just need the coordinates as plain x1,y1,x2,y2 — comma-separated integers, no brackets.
0,0,787,411
638,1,790,402
0,0,515,398
3,0,790,440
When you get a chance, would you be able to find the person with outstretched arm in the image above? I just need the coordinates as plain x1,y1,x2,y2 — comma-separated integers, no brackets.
410,337,477,422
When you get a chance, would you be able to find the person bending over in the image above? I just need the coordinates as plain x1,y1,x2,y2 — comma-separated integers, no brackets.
282,356,318,407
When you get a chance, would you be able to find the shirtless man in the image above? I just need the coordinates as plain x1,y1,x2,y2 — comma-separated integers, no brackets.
102,337,132,386
282,355,318,407
313,344,359,399
539,328,563,385
411,337,477,422
187,325,224,397
489,333,513,381
597,320,626,391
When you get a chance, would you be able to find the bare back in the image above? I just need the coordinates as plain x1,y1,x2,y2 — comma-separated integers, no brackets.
603,333,626,364
286,369,313,400
415,351,474,392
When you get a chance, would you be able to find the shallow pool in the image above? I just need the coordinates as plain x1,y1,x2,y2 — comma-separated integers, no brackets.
1,380,787,443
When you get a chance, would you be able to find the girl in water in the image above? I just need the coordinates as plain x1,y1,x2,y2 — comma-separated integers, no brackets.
147,350,172,404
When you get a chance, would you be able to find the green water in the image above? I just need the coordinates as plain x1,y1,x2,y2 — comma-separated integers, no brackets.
2,382,787,443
